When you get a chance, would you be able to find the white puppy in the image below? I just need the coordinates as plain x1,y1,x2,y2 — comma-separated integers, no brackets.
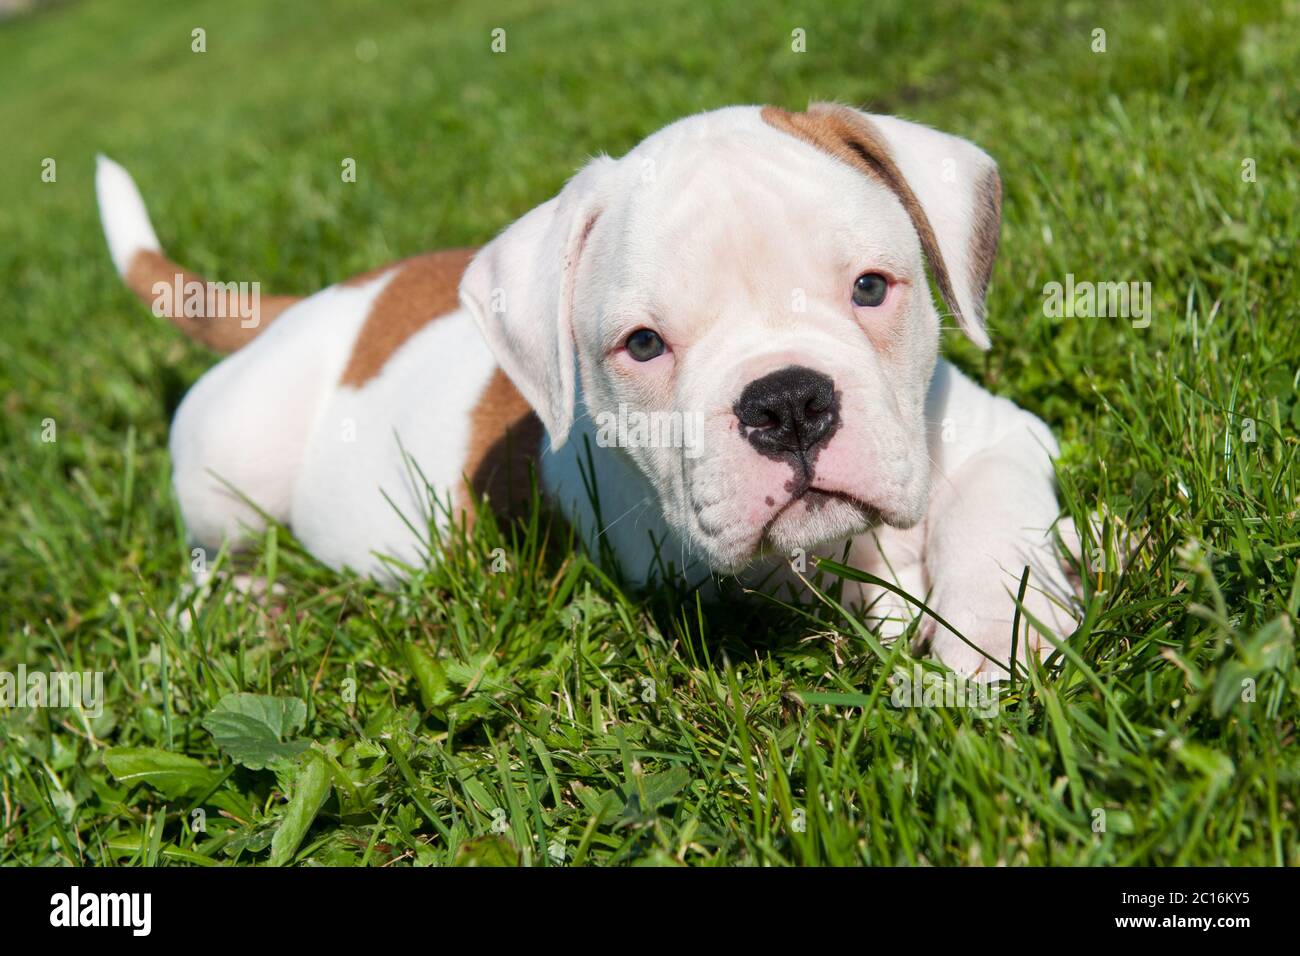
97,103,1078,676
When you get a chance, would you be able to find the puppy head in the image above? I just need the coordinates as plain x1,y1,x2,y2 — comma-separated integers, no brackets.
461,103,1002,573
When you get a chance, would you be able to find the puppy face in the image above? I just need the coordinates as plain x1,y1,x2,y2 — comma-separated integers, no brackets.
463,104,1002,574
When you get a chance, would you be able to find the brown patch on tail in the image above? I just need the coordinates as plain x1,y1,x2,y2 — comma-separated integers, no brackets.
338,248,479,387
125,249,302,353
457,367,543,527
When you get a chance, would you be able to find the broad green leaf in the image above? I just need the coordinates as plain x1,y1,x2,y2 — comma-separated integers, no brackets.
269,750,332,866
1210,616,1293,717
202,693,310,770
404,643,453,715
103,747,219,799
634,765,692,812
572,780,623,819
619,766,692,823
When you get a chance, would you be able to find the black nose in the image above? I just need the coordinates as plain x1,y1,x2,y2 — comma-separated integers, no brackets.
734,365,839,460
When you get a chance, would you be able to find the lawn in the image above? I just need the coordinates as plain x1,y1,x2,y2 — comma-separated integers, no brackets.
0,0,1297,866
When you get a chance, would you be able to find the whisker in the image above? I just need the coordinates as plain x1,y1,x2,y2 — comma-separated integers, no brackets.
595,495,655,540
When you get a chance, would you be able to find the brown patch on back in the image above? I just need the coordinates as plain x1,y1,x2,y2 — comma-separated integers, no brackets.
760,103,963,324
338,248,478,387
125,249,302,353
340,258,408,288
456,368,544,526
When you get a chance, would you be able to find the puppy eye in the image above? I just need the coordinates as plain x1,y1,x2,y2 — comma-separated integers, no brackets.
852,272,889,308
625,328,666,361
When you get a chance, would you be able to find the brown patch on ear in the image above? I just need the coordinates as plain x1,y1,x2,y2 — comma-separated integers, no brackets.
969,165,1002,304
760,103,963,323
456,368,544,527
125,250,302,353
338,248,478,387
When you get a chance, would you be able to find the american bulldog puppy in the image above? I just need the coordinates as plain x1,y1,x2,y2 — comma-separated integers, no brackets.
97,103,1078,676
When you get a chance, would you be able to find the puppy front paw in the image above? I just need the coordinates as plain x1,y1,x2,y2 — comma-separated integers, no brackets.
921,574,1079,680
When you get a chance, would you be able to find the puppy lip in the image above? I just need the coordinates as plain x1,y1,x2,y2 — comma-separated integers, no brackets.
753,484,881,553
801,486,881,521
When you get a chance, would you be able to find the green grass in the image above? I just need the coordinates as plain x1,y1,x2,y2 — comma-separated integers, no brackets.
1,0,1297,866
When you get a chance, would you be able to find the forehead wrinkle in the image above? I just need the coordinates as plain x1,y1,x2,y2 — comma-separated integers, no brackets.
614,134,926,343
655,161,826,294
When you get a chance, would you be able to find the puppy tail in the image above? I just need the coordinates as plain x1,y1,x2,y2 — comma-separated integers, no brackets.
95,155,301,353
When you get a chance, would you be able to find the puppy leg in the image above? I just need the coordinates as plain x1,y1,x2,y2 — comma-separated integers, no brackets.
169,305,339,558
842,527,928,642
922,433,1079,678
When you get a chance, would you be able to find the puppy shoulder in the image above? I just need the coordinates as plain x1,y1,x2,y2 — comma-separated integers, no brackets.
928,359,1059,463
456,367,544,526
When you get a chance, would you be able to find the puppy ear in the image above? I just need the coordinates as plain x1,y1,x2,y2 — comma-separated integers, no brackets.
762,103,1002,349
460,157,613,448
